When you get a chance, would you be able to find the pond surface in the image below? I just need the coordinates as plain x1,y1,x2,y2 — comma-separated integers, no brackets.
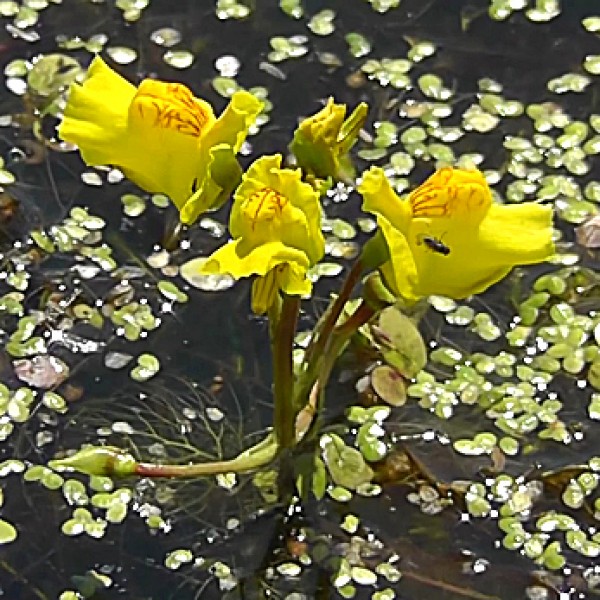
1,1,600,599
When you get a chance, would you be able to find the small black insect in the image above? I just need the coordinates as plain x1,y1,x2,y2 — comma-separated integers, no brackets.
419,235,451,256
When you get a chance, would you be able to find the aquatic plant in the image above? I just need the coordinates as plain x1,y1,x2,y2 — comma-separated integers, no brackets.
2,2,600,597
51,61,555,484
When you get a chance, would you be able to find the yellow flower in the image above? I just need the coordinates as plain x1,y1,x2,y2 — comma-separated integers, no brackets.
289,97,368,181
58,56,262,224
182,154,325,314
357,166,555,302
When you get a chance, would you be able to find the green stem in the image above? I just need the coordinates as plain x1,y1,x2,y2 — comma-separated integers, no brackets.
306,299,376,439
294,259,364,413
334,297,377,338
303,258,364,367
270,293,300,450
135,433,279,478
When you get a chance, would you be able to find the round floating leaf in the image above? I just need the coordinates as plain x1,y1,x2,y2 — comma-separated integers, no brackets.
366,0,400,13
370,365,406,406
163,50,194,69
27,54,82,102
309,262,343,278
150,27,182,47
340,513,359,534
321,433,374,490
42,391,67,413
280,0,303,18
106,46,137,64
104,352,133,370
345,32,370,57
462,104,499,132
541,541,566,570
0,519,17,544
0,459,24,477
418,73,449,99
307,9,335,36
373,588,396,600
408,40,436,62
357,421,387,461
41,471,64,490
351,566,377,585
165,548,193,570
121,193,146,217
277,562,303,578
583,16,600,32
374,307,427,378
106,502,127,524
157,280,188,303
62,479,88,506
547,73,591,94
358,148,388,161
212,76,239,98
180,257,236,291
151,193,170,208
130,353,160,382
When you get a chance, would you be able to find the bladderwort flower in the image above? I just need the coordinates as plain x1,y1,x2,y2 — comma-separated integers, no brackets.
289,97,368,182
182,154,325,314
58,55,262,224
358,166,555,302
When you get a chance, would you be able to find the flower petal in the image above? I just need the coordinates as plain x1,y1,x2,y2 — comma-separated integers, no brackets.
201,90,263,153
478,203,555,264
123,79,215,207
201,239,311,280
408,167,491,222
289,98,367,181
58,57,260,224
358,167,412,235
179,144,242,224
188,152,324,314
230,155,324,265
360,167,555,301
178,91,262,222
405,202,554,299
251,264,311,314
58,56,136,165
377,217,420,302
289,98,343,178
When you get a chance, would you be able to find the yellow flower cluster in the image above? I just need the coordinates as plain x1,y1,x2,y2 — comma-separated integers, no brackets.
58,58,555,311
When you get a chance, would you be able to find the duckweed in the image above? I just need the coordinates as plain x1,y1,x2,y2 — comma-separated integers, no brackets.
0,2,599,597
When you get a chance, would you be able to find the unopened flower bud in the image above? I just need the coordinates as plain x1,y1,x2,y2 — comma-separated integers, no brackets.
49,446,137,477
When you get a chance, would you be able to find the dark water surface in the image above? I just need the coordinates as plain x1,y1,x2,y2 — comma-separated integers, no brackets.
0,1,599,599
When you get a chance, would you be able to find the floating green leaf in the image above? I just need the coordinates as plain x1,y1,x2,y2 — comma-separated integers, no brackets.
0,519,17,544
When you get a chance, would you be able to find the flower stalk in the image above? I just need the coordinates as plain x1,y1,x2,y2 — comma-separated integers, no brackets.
294,258,364,413
270,294,300,450
302,299,376,440
50,435,279,479
134,434,279,478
